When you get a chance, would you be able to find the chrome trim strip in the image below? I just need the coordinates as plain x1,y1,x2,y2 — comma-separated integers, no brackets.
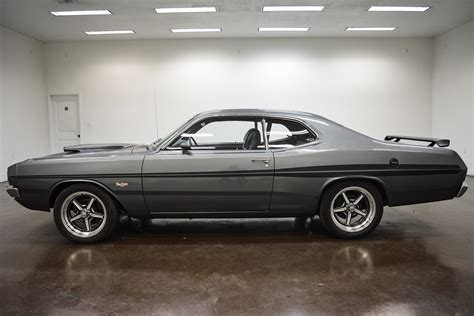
262,118,269,150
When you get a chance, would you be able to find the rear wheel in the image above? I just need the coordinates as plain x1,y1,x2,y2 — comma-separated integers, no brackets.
319,181,383,239
53,184,120,243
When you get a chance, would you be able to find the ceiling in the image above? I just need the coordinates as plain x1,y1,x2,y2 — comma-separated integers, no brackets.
1,0,473,42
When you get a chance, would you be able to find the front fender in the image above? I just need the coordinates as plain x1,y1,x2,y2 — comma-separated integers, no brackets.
49,178,150,218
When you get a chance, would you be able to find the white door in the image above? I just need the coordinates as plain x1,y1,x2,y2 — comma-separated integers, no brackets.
50,95,80,153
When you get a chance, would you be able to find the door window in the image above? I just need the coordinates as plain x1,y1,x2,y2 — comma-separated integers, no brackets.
170,118,265,151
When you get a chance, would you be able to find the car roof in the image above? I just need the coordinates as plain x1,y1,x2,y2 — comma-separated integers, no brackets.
194,108,329,123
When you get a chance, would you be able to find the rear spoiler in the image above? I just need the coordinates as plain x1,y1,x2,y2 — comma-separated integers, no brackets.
384,135,450,147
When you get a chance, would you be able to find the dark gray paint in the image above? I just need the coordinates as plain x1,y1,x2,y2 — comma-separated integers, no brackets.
143,149,274,213
6,109,468,218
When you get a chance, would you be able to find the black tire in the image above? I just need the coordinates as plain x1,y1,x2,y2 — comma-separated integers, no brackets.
53,184,120,243
319,181,383,239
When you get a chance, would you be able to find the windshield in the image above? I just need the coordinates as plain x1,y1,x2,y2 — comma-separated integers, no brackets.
148,117,194,150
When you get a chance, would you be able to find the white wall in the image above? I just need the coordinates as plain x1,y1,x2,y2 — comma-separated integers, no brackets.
433,21,474,175
0,26,49,181
2,28,472,180
44,38,433,147
3,26,474,179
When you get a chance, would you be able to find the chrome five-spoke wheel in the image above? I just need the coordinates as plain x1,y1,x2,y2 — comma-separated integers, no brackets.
61,191,107,238
319,181,383,238
54,184,119,243
330,187,376,233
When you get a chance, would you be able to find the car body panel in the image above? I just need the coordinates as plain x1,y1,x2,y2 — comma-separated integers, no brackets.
142,149,274,214
6,109,468,219
8,150,148,217
272,141,464,207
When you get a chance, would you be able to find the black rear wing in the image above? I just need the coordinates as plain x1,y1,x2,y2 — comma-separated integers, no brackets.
384,135,450,147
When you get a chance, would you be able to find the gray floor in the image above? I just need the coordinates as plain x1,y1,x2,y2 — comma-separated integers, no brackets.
0,178,473,315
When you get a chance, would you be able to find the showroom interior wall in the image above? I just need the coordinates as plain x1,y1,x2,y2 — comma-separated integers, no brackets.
2,23,474,182
432,20,474,174
43,38,433,146
0,26,50,181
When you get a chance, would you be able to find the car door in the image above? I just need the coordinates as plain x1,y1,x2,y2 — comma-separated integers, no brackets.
142,117,274,214
265,117,321,214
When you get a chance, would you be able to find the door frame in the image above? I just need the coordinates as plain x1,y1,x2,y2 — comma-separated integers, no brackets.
48,93,83,154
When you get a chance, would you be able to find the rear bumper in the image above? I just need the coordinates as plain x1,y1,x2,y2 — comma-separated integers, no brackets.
457,181,468,198
6,187,20,198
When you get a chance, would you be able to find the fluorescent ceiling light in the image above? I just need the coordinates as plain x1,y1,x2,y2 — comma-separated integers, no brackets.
346,27,397,31
263,6,324,12
171,28,221,33
259,27,309,32
50,10,112,16
155,7,217,13
84,30,135,35
368,6,430,12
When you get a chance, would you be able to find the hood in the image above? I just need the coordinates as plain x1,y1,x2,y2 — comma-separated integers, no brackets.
63,143,137,153
30,143,142,161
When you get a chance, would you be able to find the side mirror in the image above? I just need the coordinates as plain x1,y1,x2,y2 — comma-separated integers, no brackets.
180,139,192,155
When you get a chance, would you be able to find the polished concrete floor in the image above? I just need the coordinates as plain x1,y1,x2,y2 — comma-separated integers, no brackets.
0,179,473,315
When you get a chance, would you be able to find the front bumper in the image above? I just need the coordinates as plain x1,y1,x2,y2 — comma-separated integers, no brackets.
6,187,20,198
456,181,468,198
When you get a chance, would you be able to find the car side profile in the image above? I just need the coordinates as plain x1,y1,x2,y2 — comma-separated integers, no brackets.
6,109,469,243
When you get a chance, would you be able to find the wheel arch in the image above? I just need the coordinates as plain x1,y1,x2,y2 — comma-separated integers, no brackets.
316,176,389,214
49,180,127,214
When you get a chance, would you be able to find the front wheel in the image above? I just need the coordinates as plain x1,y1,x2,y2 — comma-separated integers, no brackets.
319,181,383,239
53,184,120,243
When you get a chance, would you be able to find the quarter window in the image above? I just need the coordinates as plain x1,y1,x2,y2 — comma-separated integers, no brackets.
265,119,316,149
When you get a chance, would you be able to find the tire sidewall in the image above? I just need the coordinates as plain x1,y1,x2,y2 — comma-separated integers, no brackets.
319,181,383,239
53,184,119,243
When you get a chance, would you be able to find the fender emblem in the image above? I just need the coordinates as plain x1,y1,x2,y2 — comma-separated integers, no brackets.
115,182,129,188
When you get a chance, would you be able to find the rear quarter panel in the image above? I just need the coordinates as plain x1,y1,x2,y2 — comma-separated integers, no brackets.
373,143,467,206
270,137,467,215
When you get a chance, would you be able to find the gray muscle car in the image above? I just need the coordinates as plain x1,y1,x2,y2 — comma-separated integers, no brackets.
6,109,469,243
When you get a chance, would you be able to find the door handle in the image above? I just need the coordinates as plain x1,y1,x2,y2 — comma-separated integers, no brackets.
251,159,270,167
251,159,270,163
